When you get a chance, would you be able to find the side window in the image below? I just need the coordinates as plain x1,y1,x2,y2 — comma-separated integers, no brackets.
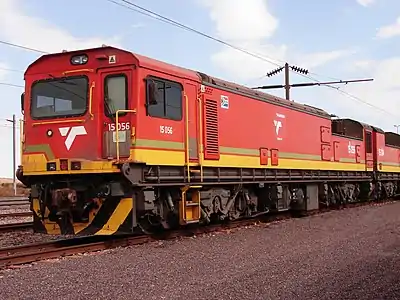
365,131,372,153
146,77,182,121
104,74,127,116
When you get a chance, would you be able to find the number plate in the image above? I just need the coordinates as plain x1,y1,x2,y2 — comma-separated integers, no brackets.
112,131,126,143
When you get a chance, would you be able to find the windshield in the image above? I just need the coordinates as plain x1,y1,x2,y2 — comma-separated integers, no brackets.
30,76,88,119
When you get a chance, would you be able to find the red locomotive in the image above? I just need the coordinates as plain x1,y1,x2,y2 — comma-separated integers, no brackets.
16,46,400,235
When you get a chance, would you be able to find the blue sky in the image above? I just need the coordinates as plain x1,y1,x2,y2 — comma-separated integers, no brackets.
0,0,400,178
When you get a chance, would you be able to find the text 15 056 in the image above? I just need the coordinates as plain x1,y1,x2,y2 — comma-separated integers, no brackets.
107,122,130,131
160,125,173,135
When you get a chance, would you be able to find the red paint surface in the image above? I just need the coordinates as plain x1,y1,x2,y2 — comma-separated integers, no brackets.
22,46,399,173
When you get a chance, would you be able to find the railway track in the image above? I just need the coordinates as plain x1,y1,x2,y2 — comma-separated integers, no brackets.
0,212,32,218
0,197,29,208
0,199,396,269
0,222,33,233
0,234,151,269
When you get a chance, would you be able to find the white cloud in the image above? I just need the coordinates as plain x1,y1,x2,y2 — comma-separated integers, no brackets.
356,0,376,7
201,0,354,83
201,0,400,133
376,17,400,39
201,0,278,42
0,0,122,53
298,49,357,69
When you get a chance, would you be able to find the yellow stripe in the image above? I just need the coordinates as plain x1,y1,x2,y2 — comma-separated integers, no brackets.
132,148,367,171
22,154,120,175
25,144,55,160
23,147,399,174
95,198,133,235
380,165,400,172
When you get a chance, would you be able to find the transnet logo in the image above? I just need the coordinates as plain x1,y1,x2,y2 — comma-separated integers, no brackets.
59,126,87,150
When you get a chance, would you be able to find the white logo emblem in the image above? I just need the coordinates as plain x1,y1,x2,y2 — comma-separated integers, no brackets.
274,120,282,135
59,126,87,150
273,113,285,141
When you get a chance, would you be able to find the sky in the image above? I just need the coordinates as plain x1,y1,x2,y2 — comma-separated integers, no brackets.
0,0,400,178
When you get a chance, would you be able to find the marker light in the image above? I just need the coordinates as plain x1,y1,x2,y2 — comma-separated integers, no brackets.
70,54,88,65
60,159,68,171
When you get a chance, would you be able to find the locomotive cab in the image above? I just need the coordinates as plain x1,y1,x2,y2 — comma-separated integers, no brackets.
19,47,138,235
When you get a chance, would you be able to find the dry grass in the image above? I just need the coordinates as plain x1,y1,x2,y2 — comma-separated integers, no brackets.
0,178,30,197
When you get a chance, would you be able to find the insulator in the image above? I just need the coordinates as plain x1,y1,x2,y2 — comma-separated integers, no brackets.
266,66,283,77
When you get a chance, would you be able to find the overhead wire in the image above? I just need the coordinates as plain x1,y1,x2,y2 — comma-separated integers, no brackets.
0,82,23,88
0,40,48,54
0,3,392,119
105,0,283,67
105,0,391,118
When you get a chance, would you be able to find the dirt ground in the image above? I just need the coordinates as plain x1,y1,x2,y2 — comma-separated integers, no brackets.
0,178,29,197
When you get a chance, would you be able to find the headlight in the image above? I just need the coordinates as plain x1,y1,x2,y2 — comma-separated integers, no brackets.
70,54,88,65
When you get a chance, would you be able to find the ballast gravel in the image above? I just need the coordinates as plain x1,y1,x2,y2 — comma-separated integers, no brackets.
0,230,75,248
1,202,400,300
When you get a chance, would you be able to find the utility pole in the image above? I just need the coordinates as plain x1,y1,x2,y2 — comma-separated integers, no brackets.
394,125,400,134
284,63,290,100
6,114,16,196
251,62,373,101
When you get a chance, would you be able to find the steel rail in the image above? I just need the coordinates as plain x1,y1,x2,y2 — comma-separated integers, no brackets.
0,222,33,233
0,201,29,208
0,212,32,218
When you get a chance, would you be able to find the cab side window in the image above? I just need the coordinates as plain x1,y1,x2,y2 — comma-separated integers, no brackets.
146,77,182,121
365,131,372,153
104,74,128,116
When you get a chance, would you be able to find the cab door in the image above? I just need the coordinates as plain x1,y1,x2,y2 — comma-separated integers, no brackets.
184,81,199,162
99,67,134,160
365,130,374,171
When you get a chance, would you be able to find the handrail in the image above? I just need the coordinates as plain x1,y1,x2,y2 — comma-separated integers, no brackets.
115,109,137,161
32,119,84,126
184,94,190,182
19,118,24,163
197,95,204,182
62,69,94,75
88,81,95,120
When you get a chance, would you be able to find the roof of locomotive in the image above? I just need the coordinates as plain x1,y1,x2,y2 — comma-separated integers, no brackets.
25,45,331,118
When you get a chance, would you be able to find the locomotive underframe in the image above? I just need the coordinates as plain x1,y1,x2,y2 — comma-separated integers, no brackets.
21,163,400,235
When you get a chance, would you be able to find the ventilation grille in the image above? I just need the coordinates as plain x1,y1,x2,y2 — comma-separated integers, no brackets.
204,99,220,160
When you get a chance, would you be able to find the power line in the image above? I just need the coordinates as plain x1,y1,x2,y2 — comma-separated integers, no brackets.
0,67,24,73
0,82,23,88
107,0,356,88
0,40,48,54
105,0,390,117
106,0,283,67
0,4,391,119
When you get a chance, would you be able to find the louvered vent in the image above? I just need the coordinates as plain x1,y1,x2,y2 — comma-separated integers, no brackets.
204,99,220,160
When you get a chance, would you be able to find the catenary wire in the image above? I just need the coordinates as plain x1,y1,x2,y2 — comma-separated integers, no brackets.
0,40,48,54
105,0,394,118
0,5,394,118
0,82,24,88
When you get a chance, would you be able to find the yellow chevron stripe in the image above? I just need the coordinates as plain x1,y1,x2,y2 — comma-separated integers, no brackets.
95,198,133,235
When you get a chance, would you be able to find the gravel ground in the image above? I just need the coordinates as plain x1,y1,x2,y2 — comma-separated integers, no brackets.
0,230,75,248
0,207,30,213
1,202,400,300
0,216,32,226
0,207,32,226
0,207,74,247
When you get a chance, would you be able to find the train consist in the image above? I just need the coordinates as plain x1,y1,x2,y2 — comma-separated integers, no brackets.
16,46,400,235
